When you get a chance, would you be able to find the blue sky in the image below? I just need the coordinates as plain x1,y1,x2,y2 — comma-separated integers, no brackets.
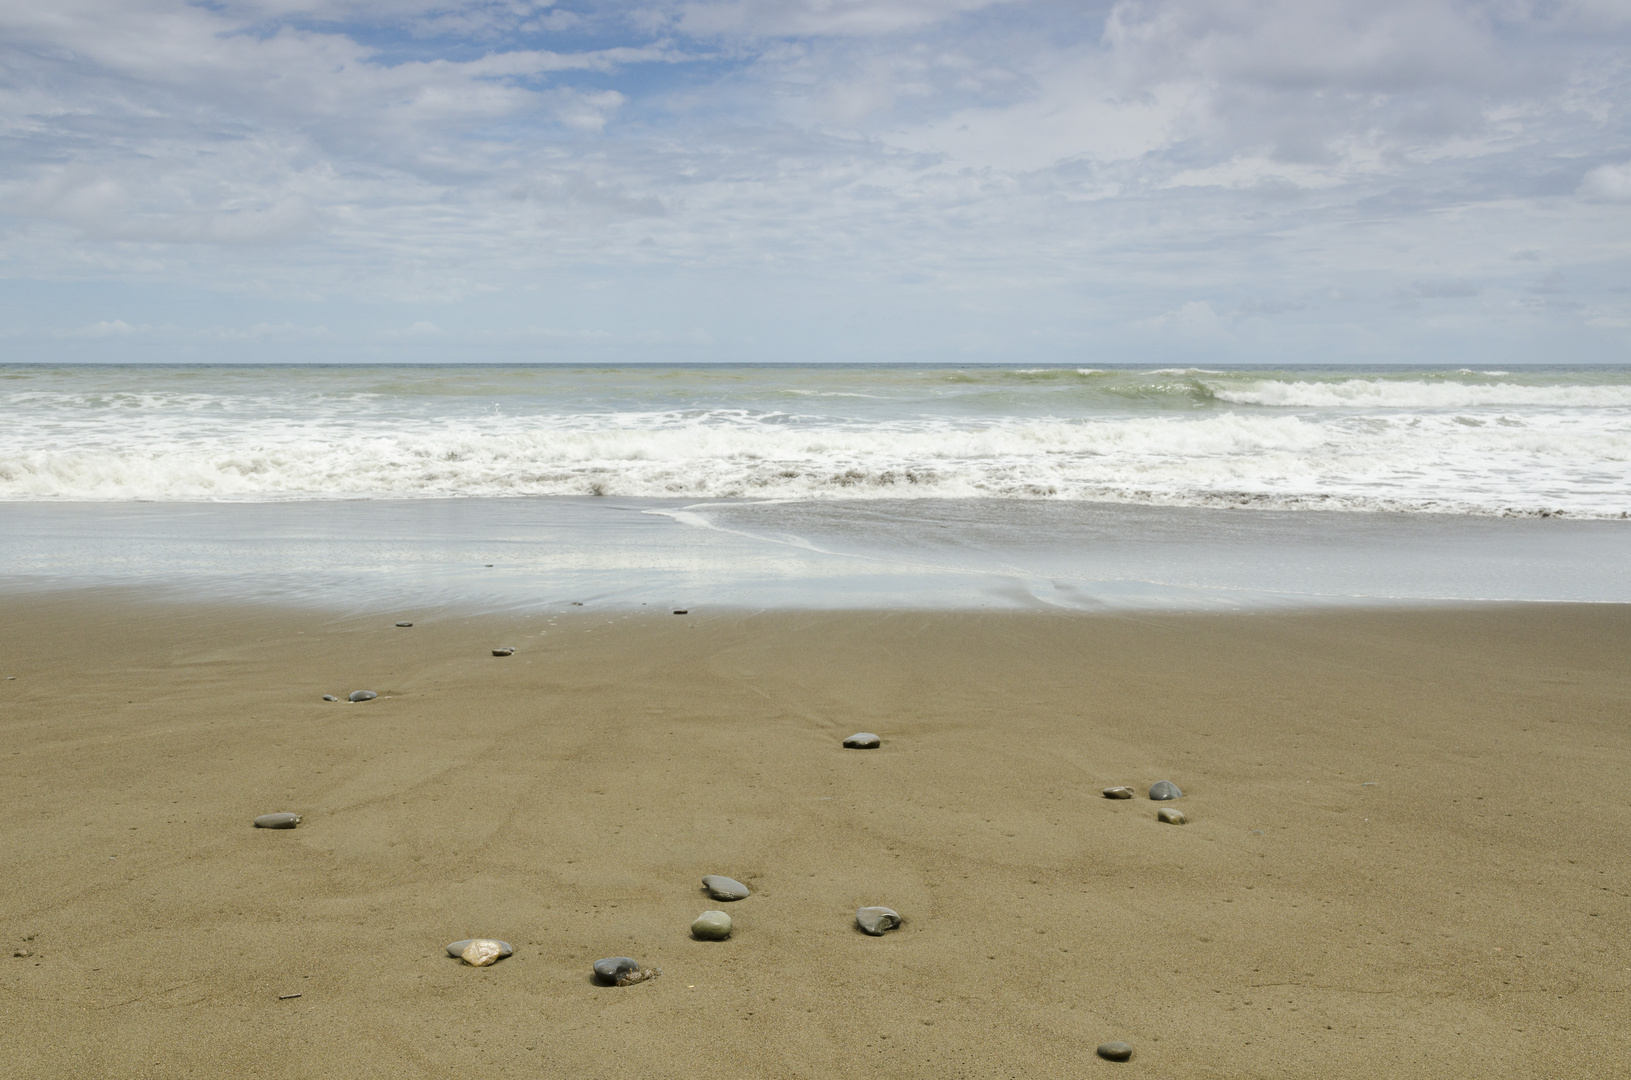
1,0,1628,363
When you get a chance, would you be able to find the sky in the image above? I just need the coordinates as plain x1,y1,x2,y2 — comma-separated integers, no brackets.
1,0,1629,364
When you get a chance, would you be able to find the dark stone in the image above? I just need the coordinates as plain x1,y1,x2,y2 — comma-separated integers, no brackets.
349,690,377,702
322,695,338,702
253,812,302,829
843,732,881,749
702,875,750,901
492,648,514,656
1149,780,1183,800
1097,1041,1133,1062
673,609,688,615
395,622,413,627
593,957,658,985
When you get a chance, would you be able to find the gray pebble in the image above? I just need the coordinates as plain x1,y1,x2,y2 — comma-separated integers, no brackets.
1097,1041,1133,1062
349,690,377,702
322,695,338,702
691,910,733,940
1103,786,1134,799
492,648,514,657
395,622,413,628
1157,807,1187,825
1148,780,1183,800
593,957,659,985
702,875,751,901
855,906,901,935
445,939,513,963
253,812,302,829
843,732,881,749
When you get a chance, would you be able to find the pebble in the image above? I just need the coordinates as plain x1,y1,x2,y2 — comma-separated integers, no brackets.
691,911,733,940
1103,786,1135,799
1148,780,1183,800
349,690,377,702
13,949,30,958
446,939,513,966
855,907,901,935
673,609,688,615
593,957,659,985
492,648,514,656
1097,1041,1134,1062
702,875,751,901
395,622,413,628
253,812,302,829
322,695,338,702
843,732,881,749
1157,807,1187,825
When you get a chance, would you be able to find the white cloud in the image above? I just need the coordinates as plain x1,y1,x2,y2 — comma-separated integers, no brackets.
1579,161,1631,202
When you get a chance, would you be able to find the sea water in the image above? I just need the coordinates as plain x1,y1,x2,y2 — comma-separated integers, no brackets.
2,363,1628,610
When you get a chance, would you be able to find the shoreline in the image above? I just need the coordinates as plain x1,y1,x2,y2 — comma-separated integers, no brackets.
2,594,1628,1077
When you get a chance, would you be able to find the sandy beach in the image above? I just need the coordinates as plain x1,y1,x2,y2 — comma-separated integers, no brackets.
1,594,1627,1078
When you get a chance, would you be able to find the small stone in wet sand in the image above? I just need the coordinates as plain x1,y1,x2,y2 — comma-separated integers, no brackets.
843,732,881,749
1097,1041,1134,1062
593,957,659,985
1148,780,1183,800
1103,786,1135,799
691,911,733,940
253,812,302,829
492,648,514,656
1157,807,1187,825
702,875,751,901
446,939,513,966
673,609,688,615
322,695,338,702
855,907,901,935
395,622,413,628
349,690,377,702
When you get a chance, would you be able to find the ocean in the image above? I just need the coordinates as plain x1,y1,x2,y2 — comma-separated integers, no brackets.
3,363,1629,610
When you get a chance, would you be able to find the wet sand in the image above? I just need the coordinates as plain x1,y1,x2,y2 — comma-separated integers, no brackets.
1,595,1627,1078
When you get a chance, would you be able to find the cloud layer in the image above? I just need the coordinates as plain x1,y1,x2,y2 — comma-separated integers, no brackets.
1,0,1628,361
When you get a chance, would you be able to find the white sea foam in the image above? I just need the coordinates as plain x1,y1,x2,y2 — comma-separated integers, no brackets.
2,366,1628,517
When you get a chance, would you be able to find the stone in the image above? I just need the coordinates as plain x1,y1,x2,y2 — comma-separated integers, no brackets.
322,695,338,702
593,957,659,986
855,907,901,935
1157,807,1187,825
1097,1041,1133,1062
253,812,302,829
349,690,377,702
843,732,881,749
13,949,30,958
673,609,688,615
446,939,513,965
702,875,751,901
691,911,733,940
492,648,514,656
1103,786,1135,799
396,622,413,627
1148,780,1183,800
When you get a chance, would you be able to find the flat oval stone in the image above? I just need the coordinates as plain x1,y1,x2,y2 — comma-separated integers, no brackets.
492,648,514,656
395,622,413,627
1157,807,1187,825
446,939,513,964
253,812,302,829
348,690,377,702
691,910,732,940
1149,780,1183,800
702,875,750,901
322,695,338,702
593,957,658,985
1097,1041,1133,1062
1103,786,1135,799
843,732,881,749
855,906,901,935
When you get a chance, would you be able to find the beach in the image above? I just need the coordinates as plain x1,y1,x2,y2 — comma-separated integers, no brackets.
3,593,1627,1078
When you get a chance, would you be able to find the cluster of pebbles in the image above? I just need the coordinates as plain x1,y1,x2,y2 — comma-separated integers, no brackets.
255,708,1140,1059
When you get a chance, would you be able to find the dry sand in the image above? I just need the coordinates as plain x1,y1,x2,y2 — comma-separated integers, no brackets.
1,594,1627,1078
